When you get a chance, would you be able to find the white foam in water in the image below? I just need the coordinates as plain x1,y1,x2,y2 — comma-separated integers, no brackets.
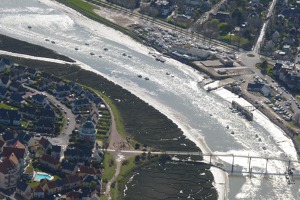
0,0,300,199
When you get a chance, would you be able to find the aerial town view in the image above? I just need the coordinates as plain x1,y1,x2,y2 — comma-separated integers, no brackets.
0,0,299,199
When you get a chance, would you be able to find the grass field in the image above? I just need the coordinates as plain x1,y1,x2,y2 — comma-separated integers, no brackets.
102,152,117,182
0,103,18,110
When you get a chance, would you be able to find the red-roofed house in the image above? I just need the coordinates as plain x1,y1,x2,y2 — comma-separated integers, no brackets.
43,181,57,195
77,165,101,178
11,140,26,149
66,191,81,200
2,146,26,161
2,146,28,170
0,158,18,189
38,137,52,153
62,175,81,190
40,154,60,171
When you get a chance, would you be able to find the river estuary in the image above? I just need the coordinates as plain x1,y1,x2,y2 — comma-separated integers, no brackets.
1,0,300,199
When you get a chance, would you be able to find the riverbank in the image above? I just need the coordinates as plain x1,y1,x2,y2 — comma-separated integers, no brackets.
0,51,219,198
0,34,74,62
1,0,296,198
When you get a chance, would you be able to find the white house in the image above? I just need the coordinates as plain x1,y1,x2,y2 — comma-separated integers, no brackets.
261,85,272,97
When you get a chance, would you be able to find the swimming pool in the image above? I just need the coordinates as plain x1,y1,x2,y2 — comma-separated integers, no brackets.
34,172,53,181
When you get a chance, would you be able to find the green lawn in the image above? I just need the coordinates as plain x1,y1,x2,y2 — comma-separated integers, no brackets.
66,0,96,11
102,152,117,182
220,34,249,48
255,62,274,77
100,195,108,200
0,103,17,110
28,181,40,189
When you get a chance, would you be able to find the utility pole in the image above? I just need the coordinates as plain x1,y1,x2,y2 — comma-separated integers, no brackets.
231,155,234,174
265,158,268,175
248,157,252,175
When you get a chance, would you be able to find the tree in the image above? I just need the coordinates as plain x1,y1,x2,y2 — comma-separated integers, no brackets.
122,160,129,166
204,19,219,38
293,113,300,126
159,154,171,164
135,143,140,150
147,151,152,160
109,159,115,167
231,8,244,26
46,148,52,155
141,152,146,160
243,30,252,41
218,22,232,36
89,182,96,189
261,60,268,69
135,155,141,163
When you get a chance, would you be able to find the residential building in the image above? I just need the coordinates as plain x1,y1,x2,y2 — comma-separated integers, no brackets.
0,75,11,88
0,158,19,189
34,185,45,199
51,145,62,159
61,160,78,174
16,181,32,200
38,137,52,153
31,94,48,107
0,109,21,126
62,175,81,190
79,120,96,143
0,86,8,100
35,120,55,133
40,154,61,171
25,68,38,78
43,181,58,195
19,106,37,119
77,165,101,178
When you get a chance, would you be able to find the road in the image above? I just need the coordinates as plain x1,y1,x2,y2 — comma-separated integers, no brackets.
253,0,278,53
23,84,76,159
192,0,226,28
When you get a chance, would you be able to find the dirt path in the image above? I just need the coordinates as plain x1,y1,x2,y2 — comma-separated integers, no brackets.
102,97,135,198
105,154,122,200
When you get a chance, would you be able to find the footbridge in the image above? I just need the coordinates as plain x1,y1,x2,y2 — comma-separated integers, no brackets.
107,148,300,180
163,151,300,180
